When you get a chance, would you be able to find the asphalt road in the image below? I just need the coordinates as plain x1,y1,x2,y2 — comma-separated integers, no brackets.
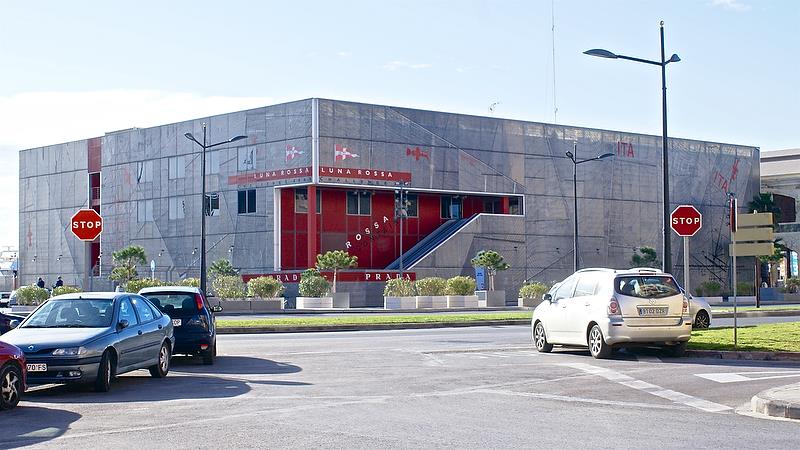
3,326,800,449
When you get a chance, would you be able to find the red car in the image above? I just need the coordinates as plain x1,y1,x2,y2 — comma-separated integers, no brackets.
0,341,25,410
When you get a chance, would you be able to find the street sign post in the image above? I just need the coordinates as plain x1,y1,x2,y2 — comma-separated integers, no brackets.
71,209,103,241
670,205,702,297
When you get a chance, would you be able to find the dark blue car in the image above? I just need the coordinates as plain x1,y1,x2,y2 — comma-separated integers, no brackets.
138,287,221,365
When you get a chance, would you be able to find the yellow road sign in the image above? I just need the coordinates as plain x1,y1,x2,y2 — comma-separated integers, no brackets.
729,242,774,257
733,227,774,243
737,213,773,227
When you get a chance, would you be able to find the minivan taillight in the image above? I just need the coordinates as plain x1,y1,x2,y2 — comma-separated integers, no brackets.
608,298,621,316
195,294,204,311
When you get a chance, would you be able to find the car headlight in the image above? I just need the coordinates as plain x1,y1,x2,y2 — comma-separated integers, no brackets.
52,347,85,356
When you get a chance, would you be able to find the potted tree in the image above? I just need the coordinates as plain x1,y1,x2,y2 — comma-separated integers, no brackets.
296,268,332,309
414,277,448,308
445,276,479,308
247,276,286,311
470,250,510,307
212,275,249,312
315,250,357,308
383,278,417,309
109,245,147,290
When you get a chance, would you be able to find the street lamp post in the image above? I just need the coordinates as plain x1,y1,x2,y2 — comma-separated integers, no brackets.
584,20,680,274
395,181,411,280
184,124,247,295
566,142,614,273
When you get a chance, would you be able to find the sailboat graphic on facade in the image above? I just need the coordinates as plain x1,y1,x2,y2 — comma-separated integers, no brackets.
335,144,359,161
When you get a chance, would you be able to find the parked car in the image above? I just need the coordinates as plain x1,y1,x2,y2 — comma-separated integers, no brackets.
139,287,221,365
690,296,712,329
531,268,692,359
0,341,25,410
0,292,173,392
0,311,25,335
0,291,14,308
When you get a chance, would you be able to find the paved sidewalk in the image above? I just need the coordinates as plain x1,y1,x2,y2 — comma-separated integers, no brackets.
752,382,800,419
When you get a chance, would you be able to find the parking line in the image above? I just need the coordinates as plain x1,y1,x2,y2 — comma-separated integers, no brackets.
562,362,732,413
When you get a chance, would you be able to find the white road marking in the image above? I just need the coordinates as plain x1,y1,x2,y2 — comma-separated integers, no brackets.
562,362,732,413
634,355,662,363
695,371,800,384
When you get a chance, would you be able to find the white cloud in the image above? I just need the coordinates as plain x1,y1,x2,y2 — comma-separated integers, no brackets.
710,0,751,11
0,90,275,247
381,61,432,71
337,51,352,57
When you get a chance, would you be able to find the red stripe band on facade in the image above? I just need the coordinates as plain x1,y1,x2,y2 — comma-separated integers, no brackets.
243,271,416,283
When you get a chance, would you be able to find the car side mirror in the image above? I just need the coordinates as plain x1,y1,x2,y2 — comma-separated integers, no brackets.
117,319,129,330
543,293,553,302
210,305,223,313
9,320,19,329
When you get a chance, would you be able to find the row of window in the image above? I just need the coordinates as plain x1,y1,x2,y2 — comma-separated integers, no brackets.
136,153,223,184
136,190,253,222
292,189,420,217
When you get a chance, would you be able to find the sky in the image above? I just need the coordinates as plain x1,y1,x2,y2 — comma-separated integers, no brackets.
0,0,798,248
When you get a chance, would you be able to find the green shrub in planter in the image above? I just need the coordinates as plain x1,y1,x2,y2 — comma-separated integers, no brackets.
384,278,416,297
16,285,50,305
213,275,246,298
697,280,722,297
784,277,800,293
415,277,447,296
445,276,477,296
298,269,330,297
52,286,82,296
518,282,550,299
248,276,285,298
125,278,165,293
177,278,200,287
736,282,755,296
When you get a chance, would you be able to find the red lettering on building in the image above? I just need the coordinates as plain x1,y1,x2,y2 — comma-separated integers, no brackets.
617,141,635,158
243,271,416,283
318,166,411,183
228,166,312,185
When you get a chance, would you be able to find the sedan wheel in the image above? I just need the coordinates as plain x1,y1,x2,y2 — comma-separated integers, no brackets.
94,350,114,393
533,322,553,353
588,325,612,359
149,343,171,378
0,364,22,410
694,310,710,329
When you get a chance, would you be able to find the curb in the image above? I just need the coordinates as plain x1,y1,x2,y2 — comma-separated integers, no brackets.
752,383,800,419
712,310,800,319
218,307,528,316
218,319,530,334
686,350,800,362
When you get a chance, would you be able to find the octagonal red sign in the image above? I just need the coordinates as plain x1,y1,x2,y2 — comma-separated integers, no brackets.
71,209,103,241
670,205,702,237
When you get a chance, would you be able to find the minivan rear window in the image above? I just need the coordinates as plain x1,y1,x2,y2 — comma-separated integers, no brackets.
141,292,199,315
615,276,680,299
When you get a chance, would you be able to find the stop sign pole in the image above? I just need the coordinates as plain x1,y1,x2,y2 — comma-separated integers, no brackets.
670,205,702,297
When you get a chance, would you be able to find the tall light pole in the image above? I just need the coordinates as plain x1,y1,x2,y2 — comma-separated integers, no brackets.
184,124,247,295
395,181,411,280
584,20,680,274
566,142,614,272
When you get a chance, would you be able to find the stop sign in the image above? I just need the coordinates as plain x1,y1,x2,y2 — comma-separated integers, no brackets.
71,209,103,241
670,205,702,237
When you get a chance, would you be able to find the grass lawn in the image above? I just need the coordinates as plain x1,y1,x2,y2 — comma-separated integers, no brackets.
688,322,800,353
711,304,800,313
217,312,533,328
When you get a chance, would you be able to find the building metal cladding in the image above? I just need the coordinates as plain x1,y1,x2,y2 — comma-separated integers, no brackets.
19,98,760,306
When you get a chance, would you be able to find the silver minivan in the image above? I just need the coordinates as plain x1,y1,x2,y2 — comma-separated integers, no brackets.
531,268,692,358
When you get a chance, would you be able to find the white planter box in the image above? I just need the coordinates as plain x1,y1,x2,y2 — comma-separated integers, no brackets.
416,296,448,308
333,292,350,308
384,296,417,309
217,299,251,312
447,295,479,308
250,298,284,312
518,297,544,308
475,290,506,307
296,297,333,309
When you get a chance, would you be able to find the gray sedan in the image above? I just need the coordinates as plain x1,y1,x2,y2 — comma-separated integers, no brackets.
0,292,174,392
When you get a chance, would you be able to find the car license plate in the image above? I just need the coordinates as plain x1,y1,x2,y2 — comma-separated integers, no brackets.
27,363,47,372
638,306,668,316
172,319,181,327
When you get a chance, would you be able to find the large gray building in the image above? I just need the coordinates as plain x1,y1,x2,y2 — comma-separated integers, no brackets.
19,99,760,305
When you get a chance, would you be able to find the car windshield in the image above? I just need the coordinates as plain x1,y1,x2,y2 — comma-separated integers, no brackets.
22,298,114,328
615,276,680,299
141,292,199,316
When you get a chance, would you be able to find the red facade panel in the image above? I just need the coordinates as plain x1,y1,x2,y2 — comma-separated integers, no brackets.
88,137,102,173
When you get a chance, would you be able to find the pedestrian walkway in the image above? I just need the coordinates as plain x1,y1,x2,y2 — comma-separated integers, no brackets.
752,382,800,419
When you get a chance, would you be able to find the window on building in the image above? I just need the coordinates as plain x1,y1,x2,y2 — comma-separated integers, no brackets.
293,188,321,214
238,147,255,172
205,193,220,216
238,189,256,214
405,194,418,217
441,196,462,219
509,197,523,215
205,150,221,175
137,200,154,222
168,156,186,179
346,191,371,215
136,160,153,183
169,197,185,220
